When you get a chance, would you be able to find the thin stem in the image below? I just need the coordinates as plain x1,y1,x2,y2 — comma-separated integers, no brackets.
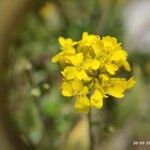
88,109,94,150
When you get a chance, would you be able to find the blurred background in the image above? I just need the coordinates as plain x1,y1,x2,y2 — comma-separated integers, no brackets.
0,0,150,150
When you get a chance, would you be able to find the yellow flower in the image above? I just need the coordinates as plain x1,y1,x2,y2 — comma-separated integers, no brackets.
61,53,89,80
97,74,135,98
101,36,130,74
52,32,136,112
62,53,100,81
105,77,135,98
78,32,103,58
58,37,77,50
52,37,77,65
61,80,88,97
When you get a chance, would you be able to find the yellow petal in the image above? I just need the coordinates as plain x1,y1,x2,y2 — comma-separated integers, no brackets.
72,80,83,91
82,32,88,39
67,53,83,66
62,67,77,80
84,59,100,70
99,74,109,82
110,50,127,62
58,37,73,47
92,40,103,57
63,47,76,54
80,32,98,47
81,86,89,95
90,90,103,109
58,37,65,47
106,78,127,98
102,36,117,51
75,96,90,113
126,77,136,89
99,74,109,87
105,63,119,75
77,70,89,80
123,61,131,72
106,77,135,98
51,53,63,62
61,81,73,97
72,80,88,95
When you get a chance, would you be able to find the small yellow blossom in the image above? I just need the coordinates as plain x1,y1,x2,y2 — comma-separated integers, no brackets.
52,32,135,112
61,80,88,97
52,37,77,65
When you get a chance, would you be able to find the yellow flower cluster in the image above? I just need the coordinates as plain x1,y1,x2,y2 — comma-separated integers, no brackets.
52,32,135,112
